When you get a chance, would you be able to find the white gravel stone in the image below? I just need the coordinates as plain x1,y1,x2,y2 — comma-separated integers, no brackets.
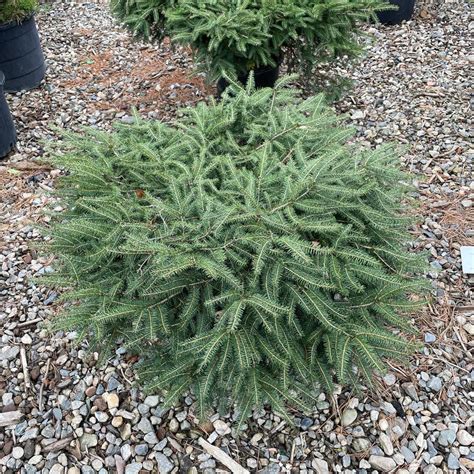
457,429,473,446
213,419,231,436
12,446,24,459
156,453,174,474
341,408,357,427
21,334,32,345
312,458,330,474
369,455,396,472
379,433,394,455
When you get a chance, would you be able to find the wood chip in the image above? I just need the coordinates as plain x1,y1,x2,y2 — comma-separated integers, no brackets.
198,437,249,474
0,411,23,427
20,346,31,390
43,436,75,452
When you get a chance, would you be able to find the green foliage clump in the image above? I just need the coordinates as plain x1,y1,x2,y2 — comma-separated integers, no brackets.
45,78,426,423
0,0,37,24
110,0,175,43
111,0,390,85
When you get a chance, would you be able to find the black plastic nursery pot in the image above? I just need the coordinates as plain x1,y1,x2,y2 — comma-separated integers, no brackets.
217,63,280,96
0,71,17,158
377,0,416,25
0,15,46,92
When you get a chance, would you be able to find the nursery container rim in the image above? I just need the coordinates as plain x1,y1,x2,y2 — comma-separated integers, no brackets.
0,14,35,30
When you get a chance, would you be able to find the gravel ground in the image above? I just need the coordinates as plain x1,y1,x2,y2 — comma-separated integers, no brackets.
0,1,472,473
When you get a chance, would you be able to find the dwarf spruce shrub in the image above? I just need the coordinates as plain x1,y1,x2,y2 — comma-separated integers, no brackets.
111,0,174,43
111,0,388,86
45,78,426,422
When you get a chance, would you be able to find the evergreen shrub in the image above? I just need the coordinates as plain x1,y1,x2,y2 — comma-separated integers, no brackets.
0,0,37,23
111,0,389,85
111,0,174,43
45,78,426,422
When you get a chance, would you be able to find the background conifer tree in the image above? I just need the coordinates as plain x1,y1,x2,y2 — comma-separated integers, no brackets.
44,77,427,423
111,0,389,87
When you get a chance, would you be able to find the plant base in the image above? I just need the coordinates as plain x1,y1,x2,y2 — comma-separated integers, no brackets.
217,65,280,96
377,0,416,25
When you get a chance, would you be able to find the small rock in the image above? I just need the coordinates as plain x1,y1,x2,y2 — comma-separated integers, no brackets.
21,334,32,345
427,401,439,414
121,444,132,462
155,438,167,451
135,444,148,456
312,458,329,474
383,373,396,385
213,419,231,436
50,464,64,474
379,433,394,455
19,427,39,442
29,455,43,465
351,110,365,120
0,346,20,361
431,455,443,466
400,446,415,463
402,382,419,401
156,453,174,474
95,411,109,423
427,376,442,392
125,462,142,474
107,377,120,391
112,416,123,428
80,433,98,450
144,395,160,407
378,418,389,431
12,446,24,459
169,418,179,433
424,332,436,343
438,429,456,446
447,453,460,470
457,429,473,446
120,423,131,440
247,458,258,469
368,455,396,472
85,386,96,397
137,417,153,434
341,408,357,427
93,397,107,411
353,438,371,452
144,432,158,444
300,417,313,430
103,392,120,410
464,323,474,336
250,433,263,446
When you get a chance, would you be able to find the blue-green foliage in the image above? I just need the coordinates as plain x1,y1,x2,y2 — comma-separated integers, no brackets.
44,77,426,423
111,0,175,42
111,0,389,83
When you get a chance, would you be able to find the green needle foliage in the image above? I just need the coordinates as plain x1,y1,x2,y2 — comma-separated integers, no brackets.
111,0,175,42
44,77,427,423
0,0,38,23
111,0,390,85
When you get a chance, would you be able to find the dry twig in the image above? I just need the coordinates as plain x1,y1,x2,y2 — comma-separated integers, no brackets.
39,358,51,412
20,346,31,390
